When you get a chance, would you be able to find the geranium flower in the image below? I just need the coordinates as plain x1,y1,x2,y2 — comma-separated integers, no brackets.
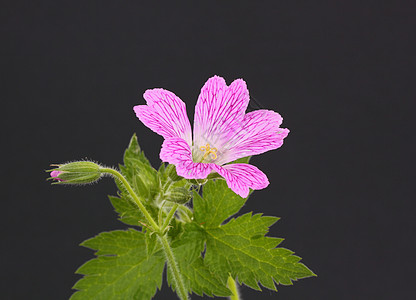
133,76,289,198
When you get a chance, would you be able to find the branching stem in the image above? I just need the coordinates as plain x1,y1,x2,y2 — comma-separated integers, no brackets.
102,167,187,300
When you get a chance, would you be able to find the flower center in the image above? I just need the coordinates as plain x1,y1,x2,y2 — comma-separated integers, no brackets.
200,143,217,160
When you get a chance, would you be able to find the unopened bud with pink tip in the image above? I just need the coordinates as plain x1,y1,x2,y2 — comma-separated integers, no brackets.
48,161,103,184
50,170,64,181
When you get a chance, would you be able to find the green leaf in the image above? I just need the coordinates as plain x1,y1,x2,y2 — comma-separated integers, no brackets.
228,155,252,164
109,195,144,226
193,179,247,228
109,186,158,228
168,223,231,297
124,134,152,169
71,229,165,300
121,134,159,202
109,134,160,227
203,213,316,291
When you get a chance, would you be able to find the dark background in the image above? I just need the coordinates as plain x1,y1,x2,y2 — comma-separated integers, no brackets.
2,1,414,299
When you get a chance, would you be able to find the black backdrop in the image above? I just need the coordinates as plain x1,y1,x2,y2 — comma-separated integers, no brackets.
2,1,414,299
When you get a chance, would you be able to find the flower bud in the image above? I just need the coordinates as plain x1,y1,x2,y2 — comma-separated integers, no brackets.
49,161,103,184
166,186,192,204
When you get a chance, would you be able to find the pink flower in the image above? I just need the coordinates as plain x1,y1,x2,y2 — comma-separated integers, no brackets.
134,76,289,198
50,170,63,181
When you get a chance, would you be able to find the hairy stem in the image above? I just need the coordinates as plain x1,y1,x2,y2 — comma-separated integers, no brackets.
162,203,179,231
227,276,241,300
102,168,187,299
100,167,160,231
158,234,188,300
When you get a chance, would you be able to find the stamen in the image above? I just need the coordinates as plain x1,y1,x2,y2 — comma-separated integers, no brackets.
200,143,217,160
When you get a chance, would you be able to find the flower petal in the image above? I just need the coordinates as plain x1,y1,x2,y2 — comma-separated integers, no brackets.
215,110,290,165
193,76,250,160
212,163,269,198
160,137,213,179
134,89,192,146
50,170,64,181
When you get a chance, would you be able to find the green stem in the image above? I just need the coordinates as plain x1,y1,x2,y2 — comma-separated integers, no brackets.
227,276,240,300
103,168,187,299
100,167,160,231
162,203,179,231
158,234,188,300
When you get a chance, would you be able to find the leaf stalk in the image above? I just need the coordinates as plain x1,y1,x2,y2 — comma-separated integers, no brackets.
161,203,179,232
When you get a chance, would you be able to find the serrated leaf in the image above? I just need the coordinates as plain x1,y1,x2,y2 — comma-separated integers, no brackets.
109,134,160,227
71,229,165,300
203,213,315,291
121,134,159,202
109,195,144,226
124,134,152,169
168,223,231,297
193,179,247,228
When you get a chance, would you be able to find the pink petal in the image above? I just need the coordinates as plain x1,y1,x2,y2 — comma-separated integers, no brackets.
160,137,213,179
212,163,269,198
193,76,250,160
50,170,63,181
215,110,290,165
134,89,192,146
